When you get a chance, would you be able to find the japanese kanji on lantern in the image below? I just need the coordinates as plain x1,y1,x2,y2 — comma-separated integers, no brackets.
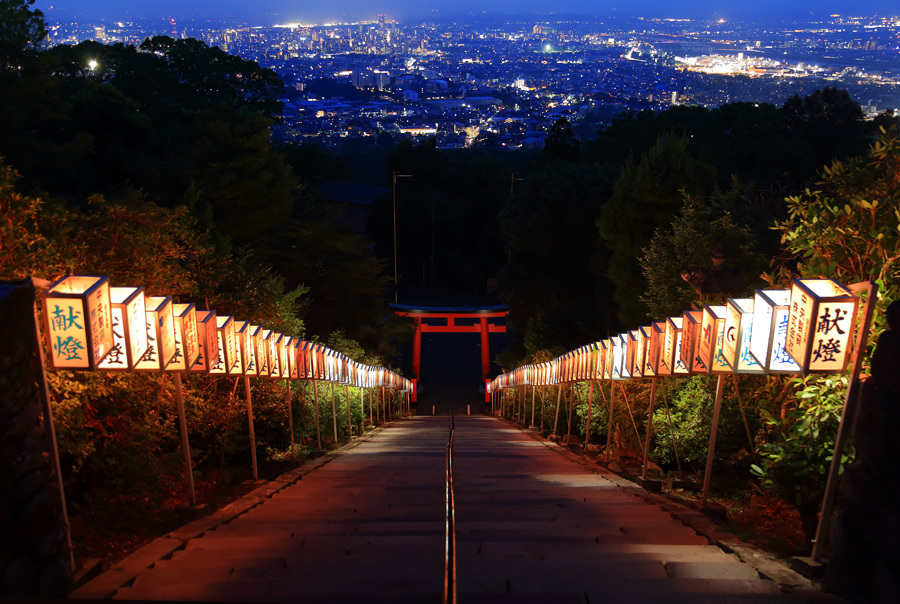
98,286,148,371
189,310,218,373
42,276,114,370
698,305,729,374
134,296,177,372
785,279,859,374
166,303,200,372
749,289,800,373
211,315,236,375
680,310,705,374
723,298,764,374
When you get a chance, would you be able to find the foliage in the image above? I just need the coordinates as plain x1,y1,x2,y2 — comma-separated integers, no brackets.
651,376,757,469
597,135,717,326
773,127,900,341
541,117,581,163
640,183,770,320
0,0,46,70
750,375,851,535
500,160,616,353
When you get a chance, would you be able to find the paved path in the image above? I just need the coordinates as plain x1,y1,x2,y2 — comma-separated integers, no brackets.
72,415,812,603
453,416,803,603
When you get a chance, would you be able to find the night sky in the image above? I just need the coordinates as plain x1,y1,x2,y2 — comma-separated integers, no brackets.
35,1,900,25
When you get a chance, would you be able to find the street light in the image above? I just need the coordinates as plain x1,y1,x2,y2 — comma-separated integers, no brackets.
392,171,412,304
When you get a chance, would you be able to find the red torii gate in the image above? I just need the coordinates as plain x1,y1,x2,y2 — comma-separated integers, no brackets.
392,305,508,402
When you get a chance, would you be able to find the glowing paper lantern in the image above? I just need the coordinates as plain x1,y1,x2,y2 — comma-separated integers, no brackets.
280,335,292,379
241,323,259,376
267,331,282,378
98,286,147,371
786,279,858,374
166,303,200,371
225,320,246,376
210,316,236,375
665,317,689,376
189,311,218,373
611,334,625,380
697,305,728,373
134,296,177,372
289,337,301,379
42,276,114,370
651,322,669,376
625,329,642,378
749,289,800,373
723,298,764,374
680,310,706,374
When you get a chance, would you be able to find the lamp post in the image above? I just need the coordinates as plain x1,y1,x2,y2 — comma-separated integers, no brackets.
392,171,412,304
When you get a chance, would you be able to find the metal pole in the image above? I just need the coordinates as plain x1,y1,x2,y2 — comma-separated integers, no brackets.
585,380,594,448
243,376,259,481
660,379,682,474
812,280,877,561
531,385,536,427
345,385,352,438
701,374,726,507
330,382,338,443
606,382,617,459
641,378,658,480
31,298,75,573
173,373,196,505
285,380,295,458
553,385,563,437
566,383,576,445
368,388,373,425
540,386,546,431
360,387,366,433
313,379,322,450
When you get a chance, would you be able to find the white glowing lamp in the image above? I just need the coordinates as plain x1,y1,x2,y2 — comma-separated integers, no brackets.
611,334,625,380
290,338,301,379
189,311,218,373
279,335,292,379
749,290,800,373
664,317,689,376
698,305,730,374
680,310,705,374
209,316,236,375
241,323,259,376
723,298,765,374
134,296,176,372
651,322,671,377
786,279,858,374
625,330,639,378
42,276,114,370
166,303,200,372
223,320,245,376
98,286,147,371
267,332,282,378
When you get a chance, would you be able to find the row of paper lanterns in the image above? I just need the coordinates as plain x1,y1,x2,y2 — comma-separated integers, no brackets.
41,276,412,392
489,279,859,392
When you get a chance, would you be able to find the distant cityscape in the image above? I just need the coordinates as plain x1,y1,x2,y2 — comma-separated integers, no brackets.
45,12,900,149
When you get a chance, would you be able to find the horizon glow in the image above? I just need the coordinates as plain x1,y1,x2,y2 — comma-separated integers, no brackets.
35,1,900,26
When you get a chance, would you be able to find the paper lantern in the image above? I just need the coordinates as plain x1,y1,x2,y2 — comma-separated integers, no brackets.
224,320,245,376
786,279,858,374
98,286,147,371
241,323,259,376
749,289,800,373
650,322,668,376
664,317,689,376
611,334,625,380
134,296,177,372
280,335,293,380
627,330,641,378
723,298,765,374
210,315,236,375
189,311,218,373
698,305,730,374
42,276,114,370
265,331,281,378
290,338,301,379
166,303,200,371
680,310,706,374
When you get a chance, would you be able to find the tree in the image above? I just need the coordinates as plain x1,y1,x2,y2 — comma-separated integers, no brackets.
641,184,769,320
781,87,866,171
0,0,46,71
597,135,717,326
541,117,580,163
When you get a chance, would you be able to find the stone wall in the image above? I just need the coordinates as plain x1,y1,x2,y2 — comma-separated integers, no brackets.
0,279,72,597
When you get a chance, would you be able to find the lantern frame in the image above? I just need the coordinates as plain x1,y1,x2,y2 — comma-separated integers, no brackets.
42,275,114,370
98,286,148,372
